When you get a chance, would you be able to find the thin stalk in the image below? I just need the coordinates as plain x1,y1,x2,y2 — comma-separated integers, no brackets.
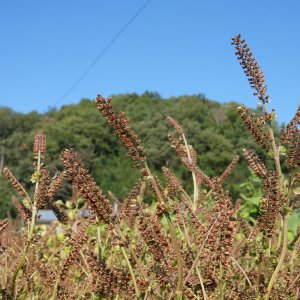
115,223,159,300
97,223,102,261
183,213,221,286
144,162,184,299
80,250,90,276
261,103,290,300
219,263,225,300
167,216,184,300
262,103,282,178
264,215,288,300
182,134,198,210
286,271,300,292
275,219,283,251
290,241,298,267
230,255,252,287
181,218,192,248
10,201,37,298
115,227,147,278
120,247,140,298
50,283,58,300
195,266,208,300
256,249,263,298
10,149,41,298
267,238,271,256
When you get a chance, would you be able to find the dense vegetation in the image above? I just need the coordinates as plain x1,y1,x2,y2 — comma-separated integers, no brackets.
0,92,274,218
2,34,300,299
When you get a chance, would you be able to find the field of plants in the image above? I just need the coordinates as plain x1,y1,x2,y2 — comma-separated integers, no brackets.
0,35,300,300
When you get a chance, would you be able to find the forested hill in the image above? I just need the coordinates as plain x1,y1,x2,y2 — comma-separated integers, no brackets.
0,92,279,218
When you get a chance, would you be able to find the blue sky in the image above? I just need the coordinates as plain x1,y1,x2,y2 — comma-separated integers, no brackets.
0,1,299,124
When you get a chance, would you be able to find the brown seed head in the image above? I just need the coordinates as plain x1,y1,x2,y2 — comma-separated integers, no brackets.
243,149,267,179
167,116,184,134
11,196,32,224
3,167,27,197
60,149,113,223
0,219,8,235
237,105,271,150
95,95,146,168
232,34,269,104
33,133,47,154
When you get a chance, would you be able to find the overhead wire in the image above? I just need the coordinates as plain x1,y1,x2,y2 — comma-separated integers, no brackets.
55,0,152,106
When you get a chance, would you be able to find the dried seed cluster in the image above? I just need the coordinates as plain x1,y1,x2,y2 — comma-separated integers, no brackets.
232,34,269,103
58,222,89,287
0,219,8,235
33,133,47,154
257,172,282,237
87,251,135,298
47,171,67,199
209,178,236,267
167,116,184,135
119,179,142,223
237,105,271,149
243,149,267,179
162,167,182,198
60,149,113,223
281,106,300,169
3,167,27,197
219,155,239,182
95,95,146,168
11,196,32,224
137,210,175,285
35,168,51,209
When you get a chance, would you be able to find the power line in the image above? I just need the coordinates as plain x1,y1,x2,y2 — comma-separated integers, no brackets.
55,0,152,106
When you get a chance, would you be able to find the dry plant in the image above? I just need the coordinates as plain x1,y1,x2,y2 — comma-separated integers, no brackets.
0,35,299,300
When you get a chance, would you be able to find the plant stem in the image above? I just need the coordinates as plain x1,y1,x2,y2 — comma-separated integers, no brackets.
183,213,221,286
120,247,140,298
10,207,37,298
167,216,183,300
261,103,289,300
230,255,252,287
10,149,42,298
182,134,198,210
196,266,208,300
144,162,184,299
264,215,288,300
262,103,282,178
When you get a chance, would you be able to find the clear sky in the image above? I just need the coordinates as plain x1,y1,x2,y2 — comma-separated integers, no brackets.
1,0,299,124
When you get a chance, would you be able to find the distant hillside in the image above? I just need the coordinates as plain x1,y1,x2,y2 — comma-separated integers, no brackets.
0,92,278,218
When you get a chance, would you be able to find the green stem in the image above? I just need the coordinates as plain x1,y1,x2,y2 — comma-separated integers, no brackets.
230,255,252,287
196,266,208,300
264,215,288,300
261,103,288,300
10,149,41,298
10,207,37,298
144,162,183,299
276,219,283,251
167,217,183,300
120,247,140,298
262,103,282,179
182,134,198,210
183,213,221,286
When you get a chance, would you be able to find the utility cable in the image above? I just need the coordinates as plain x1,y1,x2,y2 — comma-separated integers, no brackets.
55,0,152,106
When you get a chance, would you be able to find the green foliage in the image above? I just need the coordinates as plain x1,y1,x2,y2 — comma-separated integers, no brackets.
0,93,279,216
238,168,262,223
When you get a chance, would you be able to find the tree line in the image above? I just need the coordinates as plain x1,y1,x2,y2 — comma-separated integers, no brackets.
0,92,280,218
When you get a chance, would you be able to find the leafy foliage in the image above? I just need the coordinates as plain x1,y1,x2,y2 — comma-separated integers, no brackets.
0,93,276,218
